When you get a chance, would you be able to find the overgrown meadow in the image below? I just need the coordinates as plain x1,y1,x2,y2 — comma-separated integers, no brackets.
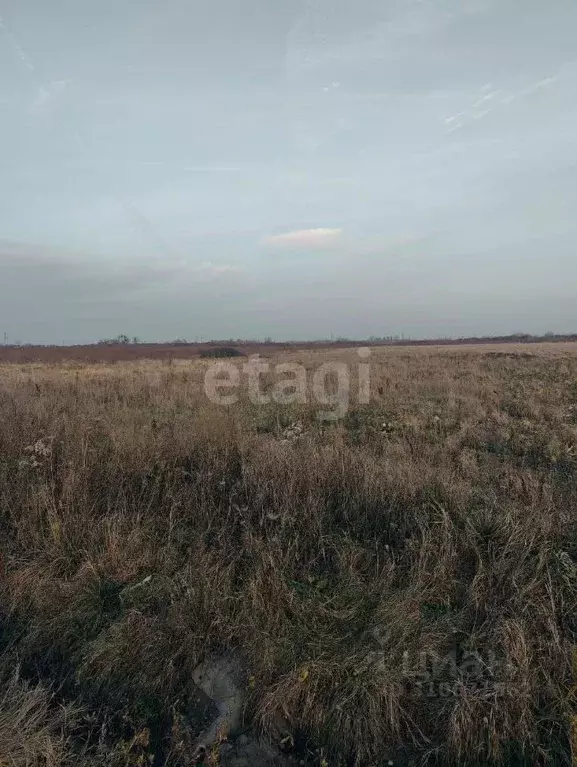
2,344,577,766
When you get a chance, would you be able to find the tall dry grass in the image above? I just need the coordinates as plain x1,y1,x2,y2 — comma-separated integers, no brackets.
1,344,577,765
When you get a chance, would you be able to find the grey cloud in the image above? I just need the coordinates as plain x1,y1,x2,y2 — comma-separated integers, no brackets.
1,0,577,342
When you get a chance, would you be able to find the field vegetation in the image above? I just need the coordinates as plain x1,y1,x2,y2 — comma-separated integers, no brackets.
1,343,577,765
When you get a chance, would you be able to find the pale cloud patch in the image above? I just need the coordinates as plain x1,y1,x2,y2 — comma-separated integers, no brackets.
30,79,72,115
198,261,243,278
444,69,570,133
263,228,342,248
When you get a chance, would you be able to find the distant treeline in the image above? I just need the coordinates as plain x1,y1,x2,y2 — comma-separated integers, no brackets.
2,332,577,351
1,333,577,363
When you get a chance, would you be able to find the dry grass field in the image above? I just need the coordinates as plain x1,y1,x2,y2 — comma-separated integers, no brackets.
2,343,577,765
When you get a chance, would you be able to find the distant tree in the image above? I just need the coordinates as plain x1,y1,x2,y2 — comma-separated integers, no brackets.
97,334,132,346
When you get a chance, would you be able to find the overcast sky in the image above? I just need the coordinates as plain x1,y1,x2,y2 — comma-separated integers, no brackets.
1,0,576,343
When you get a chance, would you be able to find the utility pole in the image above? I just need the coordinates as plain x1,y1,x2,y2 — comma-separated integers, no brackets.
3,332,7,346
